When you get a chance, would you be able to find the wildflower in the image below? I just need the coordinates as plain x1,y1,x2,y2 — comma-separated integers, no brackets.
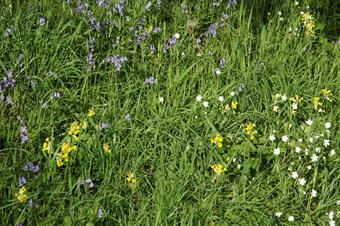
291,171,298,179
19,176,27,186
15,186,28,203
311,189,317,197
230,100,238,110
125,113,131,121
290,95,303,114
321,88,333,102
306,119,313,126
68,121,81,137
273,148,280,156
144,76,157,85
103,143,112,153
311,154,318,162
211,134,223,148
288,216,295,222
105,55,127,71
208,23,218,37
99,122,109,131
295,146,301,153
39,17,46,26
269,134,276,142
127,172,137,189
214,68,221,75
98,208,103,218
56,159,64,167
298,178,306,186
210,163,227,175
218,96,224,102
88,109,96,117
42,138,52,154
281,135,289,143
275,212,282,217
313,97,323,111
159,97,164,103
203,101,209,108
272,106,279,112
219,58,226,67
173,33,180,39
19,126,29,144
245,123,257,140
323,139,330,147
196,95,203,102
329,149,335,157
325,122,331,129
302,12,316,38
85,178,94,188
23,162,39,173
230,92,235,96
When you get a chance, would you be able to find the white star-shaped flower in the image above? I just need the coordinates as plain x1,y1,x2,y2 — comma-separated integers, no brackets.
323,139,330,147
273,147,280,155
325,122,331,129
269,134,276,142
203,101,209,108
288,216,294,222
281,135,289,142
311,154,318,162
291,171,298,179
311,189,317,197
298,178,306,186
196,95,203,102
306,119,313,126
218,96,225,102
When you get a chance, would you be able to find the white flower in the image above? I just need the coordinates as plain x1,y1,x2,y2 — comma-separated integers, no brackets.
329,220,336,226
298,178,306,186
323,139,330,147
281,95,287,101
291,171,298,179
311,189,317,197
273,106,280,112
292,103,298,110
269,134,276,142
305,148,309,155
295,1,299,5
281,135,289,142
328,211,334,220
230,91,235,96
158,97,164,103
218,96,225,102
336,200,340,205
173,33,180,39
275,212,282,217
196,95,203,102
278,11,282,16
315,147,320,153
309,137,314,143
307,165,312,170
306,119,313,126
330,149,335,157
214,68,221,75
325,122,331,129
288,216,294,222
237,164,241,169
273,147,281,155
298,138,303,142
311,154,318,162
295,146,301,153
203,101,209,108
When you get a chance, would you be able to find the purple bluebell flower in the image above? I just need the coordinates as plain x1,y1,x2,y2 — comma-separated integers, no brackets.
39,17,46,26
152,27,162,33
19,176,27,186
144,76,157,85
238,83,245,92
135,32,147,45
75,1,88,14
26,77,36,89
219,58,226,68
4,69,16,88
163,36,178,53
114,0,124,16
96,0,110,8
98,208,103,218
85,178,94,188
87,37,96,69
28,198,34,207
196,37,202,45
17,116,26,123
23,162,39,173
20,126,29,144
221,13,229,23
99,122,109,131
229,0,238,6
259,60,265,66
0,82,3,93
150,44,156,53
105,55,127,71
209,23,218,37
5,96,13,107
181,3,188,14
5,27,14,37
51,92,61,99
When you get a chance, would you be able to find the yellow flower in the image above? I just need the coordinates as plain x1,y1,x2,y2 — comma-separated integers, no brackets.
231,100,238,110
245,123,257,140
56,158,64,167
68,121,81,136
42,137,52,154
88,109,96,117
211,134,223,148
302,12,316,38
127,172,137,189
321,88,333,102
272,105,279,112
103,143,112,153
15,186,28,203
81,121,88,129
313,96,323,110
211,163,227,175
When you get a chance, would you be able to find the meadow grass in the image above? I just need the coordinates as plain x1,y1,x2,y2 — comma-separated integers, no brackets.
0,0,339,225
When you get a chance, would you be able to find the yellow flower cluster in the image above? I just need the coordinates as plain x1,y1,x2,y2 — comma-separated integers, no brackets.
127,172,137,189
289,95,303,115
68,121,82,141
245,123,257,140
87,109,96,117
313,88,333,112
42,137,52,154
15,186,28,203
210,163,227,175
321,88,333,102
56,142,77,167
103,143,112,153
224,100,238,111
210,134,223,148
302,12,315,38
313,96,323,111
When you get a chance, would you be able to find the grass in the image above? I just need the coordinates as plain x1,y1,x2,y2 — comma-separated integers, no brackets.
0,0,339,225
